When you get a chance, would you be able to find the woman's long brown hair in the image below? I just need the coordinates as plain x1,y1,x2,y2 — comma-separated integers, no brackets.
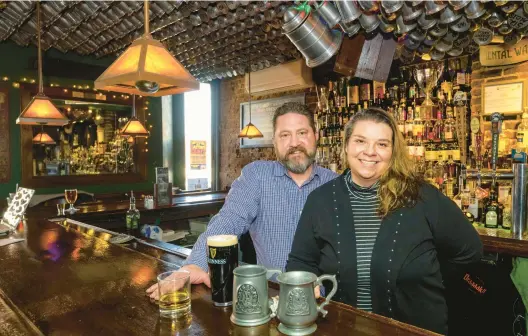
341,108,423,217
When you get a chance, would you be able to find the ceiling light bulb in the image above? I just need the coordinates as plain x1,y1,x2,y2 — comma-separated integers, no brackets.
135,80,160,94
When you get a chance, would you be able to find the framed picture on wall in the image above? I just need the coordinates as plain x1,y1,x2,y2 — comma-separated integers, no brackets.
239,93,305,148
482,78,527,115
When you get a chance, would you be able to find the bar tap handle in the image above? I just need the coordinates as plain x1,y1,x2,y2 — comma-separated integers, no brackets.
489,112,504,183
475,122,483,171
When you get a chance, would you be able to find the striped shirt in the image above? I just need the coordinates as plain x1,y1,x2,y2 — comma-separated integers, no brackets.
345,171,381,312
184,160,338,271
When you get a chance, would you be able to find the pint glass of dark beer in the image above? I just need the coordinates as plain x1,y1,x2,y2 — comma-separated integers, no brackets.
207,235,238,306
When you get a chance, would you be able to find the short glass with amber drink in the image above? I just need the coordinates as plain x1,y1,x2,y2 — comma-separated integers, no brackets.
157,270,191,318
64,189,78,213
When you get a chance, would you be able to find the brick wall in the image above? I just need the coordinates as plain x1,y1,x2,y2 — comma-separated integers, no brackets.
218,76,317,189
471,60,528,152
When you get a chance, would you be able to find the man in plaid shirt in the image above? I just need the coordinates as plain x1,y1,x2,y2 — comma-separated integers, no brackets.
147,102,337,298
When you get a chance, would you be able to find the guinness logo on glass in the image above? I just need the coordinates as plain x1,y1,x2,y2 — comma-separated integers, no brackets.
210,247,217,258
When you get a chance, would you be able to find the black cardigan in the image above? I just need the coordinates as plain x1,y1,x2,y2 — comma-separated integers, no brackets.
286,173,483,335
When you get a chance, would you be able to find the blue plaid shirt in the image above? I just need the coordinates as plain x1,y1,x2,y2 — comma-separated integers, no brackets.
184,160,338,271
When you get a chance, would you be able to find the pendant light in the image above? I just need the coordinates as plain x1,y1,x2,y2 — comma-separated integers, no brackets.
94,0,199,97
32,126,56,145
17,1,68,126
120,95,149,138
238,51,263,139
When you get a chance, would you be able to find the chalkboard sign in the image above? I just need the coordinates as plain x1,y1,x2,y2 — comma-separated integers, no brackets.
240,93,305,148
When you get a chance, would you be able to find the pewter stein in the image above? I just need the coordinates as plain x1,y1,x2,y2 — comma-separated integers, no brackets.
231,265,282,327
274,271,337,336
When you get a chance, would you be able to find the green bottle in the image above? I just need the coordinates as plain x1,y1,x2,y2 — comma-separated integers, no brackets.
126,190,140,235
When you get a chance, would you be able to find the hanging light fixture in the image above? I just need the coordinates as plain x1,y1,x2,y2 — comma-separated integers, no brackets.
120,95,149,138
94,0,199,97
17,1,68,126
32,126,56,145
239,51,263,139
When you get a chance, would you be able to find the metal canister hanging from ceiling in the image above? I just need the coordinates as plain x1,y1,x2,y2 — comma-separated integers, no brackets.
283,0,528,66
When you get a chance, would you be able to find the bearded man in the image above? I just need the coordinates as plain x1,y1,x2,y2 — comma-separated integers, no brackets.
147,102,337,298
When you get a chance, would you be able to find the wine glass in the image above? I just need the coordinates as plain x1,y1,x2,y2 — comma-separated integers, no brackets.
64,189,78,213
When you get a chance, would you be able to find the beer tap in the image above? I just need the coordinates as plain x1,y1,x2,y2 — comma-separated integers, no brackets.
466,113,514,182
489,112,503,182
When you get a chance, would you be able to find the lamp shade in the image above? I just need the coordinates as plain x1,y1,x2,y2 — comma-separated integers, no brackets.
17,93,69,126
120,116,150,137
94,35,200,97
238,122,264,139
32,131,56,145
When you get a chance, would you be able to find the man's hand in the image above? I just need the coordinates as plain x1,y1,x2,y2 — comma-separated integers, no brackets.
146,264,210,300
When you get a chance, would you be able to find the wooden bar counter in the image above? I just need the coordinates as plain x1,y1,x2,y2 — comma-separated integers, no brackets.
24,190,528,258
0,217,440,336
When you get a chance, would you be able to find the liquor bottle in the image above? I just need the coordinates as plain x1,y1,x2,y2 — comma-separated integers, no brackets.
320,86,329,111
346,78,355,105
423,115,435,143
515,110,528,152
413,106,424,140
434,156,446,189
414,132,426,173
443,101,456,142
442,155,456,198
453,173,465,209
424,161,436,187
328,81,336,109
397,106,406,135
502,194,512,230
126,190,140,235
433,108,444,143
332,81,340,109
484,184,502,229
405,106,414,139
340,77,348,108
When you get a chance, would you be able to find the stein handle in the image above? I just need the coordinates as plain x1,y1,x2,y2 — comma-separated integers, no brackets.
315,274,337,318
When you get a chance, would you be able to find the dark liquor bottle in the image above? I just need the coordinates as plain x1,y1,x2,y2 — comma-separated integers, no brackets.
484,184,502,229
328,81,335,109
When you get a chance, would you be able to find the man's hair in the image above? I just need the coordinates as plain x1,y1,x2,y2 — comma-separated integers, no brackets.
272,102,316,134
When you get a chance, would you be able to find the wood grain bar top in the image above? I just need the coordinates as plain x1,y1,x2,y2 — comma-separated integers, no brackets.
22,191,528,258
476,226,528,257
0,218,440,336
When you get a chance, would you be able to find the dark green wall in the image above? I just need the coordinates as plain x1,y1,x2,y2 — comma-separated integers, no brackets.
0,41,168,197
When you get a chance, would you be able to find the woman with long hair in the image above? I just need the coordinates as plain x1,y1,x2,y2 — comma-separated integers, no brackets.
286,108,482,335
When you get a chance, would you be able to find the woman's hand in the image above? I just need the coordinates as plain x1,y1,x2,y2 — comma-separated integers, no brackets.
314,285,321,299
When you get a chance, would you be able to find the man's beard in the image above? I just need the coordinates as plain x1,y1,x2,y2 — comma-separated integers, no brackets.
277,145,316,174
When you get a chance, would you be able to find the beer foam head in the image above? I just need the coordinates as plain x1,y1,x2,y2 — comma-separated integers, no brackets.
207,235,238,247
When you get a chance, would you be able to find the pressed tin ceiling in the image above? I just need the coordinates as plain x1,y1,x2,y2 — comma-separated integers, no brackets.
0,1,300,83
3,1,528,83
